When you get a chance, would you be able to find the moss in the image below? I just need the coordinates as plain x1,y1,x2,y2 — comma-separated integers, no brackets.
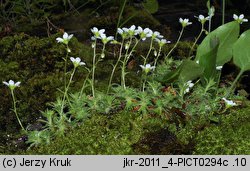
24,112,143,154
161,41,194,59
193,108,250,155
22,110,170,155
0,33,92,133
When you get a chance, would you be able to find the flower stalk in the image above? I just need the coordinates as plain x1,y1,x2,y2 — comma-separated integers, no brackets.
3,80,25,131
91,40,97,97
143,38,154,65
107,39,124,93
153,46,162,68
11,89,25,131
166,27,184,59
60,57,85,115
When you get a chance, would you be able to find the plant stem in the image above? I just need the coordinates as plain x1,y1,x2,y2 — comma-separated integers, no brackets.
125,39,140,64
115,0,127,39
91,40,97,97
11,89,25,131
226,70,244,98
222,0,225,25
142,75,147,92
60,67,76,115
143,38,154,65
209,17,211,33
107,40,124,93
189,24,204,58
64,45,69,89
80,70,91,97
122,38,140,88
121,37,132,89
153,46,162,68
166,27,184,59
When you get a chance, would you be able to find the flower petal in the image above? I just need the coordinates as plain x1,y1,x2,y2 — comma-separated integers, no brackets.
79,62,86,66
56,38,63,43
9,80,14,86
15,82,21,87
68,34,73,40
75,57,81,63
3,81,9,86
63,32,69,39
70,57,75,62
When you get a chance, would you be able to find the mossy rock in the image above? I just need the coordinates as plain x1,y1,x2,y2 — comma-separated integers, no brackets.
0,33,91,133
193,108,250,155
23,110,169,155
24,112,144,155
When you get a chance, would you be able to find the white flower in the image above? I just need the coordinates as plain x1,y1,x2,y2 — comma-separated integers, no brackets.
56,32,73,45
117,28,128,39
3,80,21,90
196,60,199,64
119,25,137,37
91,27,105,39
155,38,171,47
222,98,237,107
150,31,164,39
117,28,124,35
99,34,114,44
187,80,194,88
233,14,248,24
197,15,210,24
179,18,192,27
122,27,129,32
70,57,86,68
139,64,155,74
136,27,153,41
216,66,223,70
127,25,137,36
184,80,194,94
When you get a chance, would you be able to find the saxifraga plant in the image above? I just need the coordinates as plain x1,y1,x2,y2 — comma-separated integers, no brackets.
2,80,25,131
6,8,250,152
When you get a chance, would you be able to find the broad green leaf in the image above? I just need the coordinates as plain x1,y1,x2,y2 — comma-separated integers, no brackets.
233,29,250,71
160,60,204,83
143,0,159,14
196,21,240,66
178,60,204,82
199,36,219,80
159,65,182,83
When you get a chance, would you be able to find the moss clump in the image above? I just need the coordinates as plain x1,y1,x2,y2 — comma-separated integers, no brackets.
24,112,143,155
193,108,250,155
23,109,169,155
0,33,91,133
